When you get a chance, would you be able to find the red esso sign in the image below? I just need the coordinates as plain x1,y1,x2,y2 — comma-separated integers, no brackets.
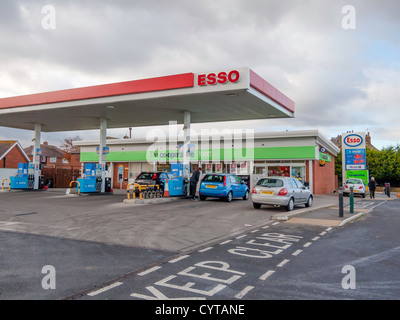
198,70,240,86
344,134,363,147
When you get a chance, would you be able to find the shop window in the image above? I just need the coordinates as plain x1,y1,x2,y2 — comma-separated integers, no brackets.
268,166,290,177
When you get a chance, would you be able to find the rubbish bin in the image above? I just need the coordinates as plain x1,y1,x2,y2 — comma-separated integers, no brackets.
384,182,391,197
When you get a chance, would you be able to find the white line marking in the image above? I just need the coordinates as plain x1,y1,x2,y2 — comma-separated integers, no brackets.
262,225,270,229
326,227,332,232
198,247,213,253
303,242,312,247
312,236,320,241
87,282,123,296
236,235,246,239
169,255,190,263
235,286,254,299
272,222,280,225
292,249,303,256
319,231,327,236
277,259,290,267
137,266,161,276
259,270,275,281
220,239,232,245
250,229,259,233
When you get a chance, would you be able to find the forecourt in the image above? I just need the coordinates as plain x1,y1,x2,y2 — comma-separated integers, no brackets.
0,67,294,192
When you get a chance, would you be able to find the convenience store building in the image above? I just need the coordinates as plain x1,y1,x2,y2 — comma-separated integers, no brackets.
74,129,339,194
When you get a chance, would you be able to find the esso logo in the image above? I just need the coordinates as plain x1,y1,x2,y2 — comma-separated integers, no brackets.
344,134,363,147
198,70,240,86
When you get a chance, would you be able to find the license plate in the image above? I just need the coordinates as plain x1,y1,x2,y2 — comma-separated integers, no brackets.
261,190,274,195
206,185,217,189
354,190,358,193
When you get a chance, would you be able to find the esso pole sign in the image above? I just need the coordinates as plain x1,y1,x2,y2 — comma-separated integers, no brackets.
198,70,240,86
342,132,367,185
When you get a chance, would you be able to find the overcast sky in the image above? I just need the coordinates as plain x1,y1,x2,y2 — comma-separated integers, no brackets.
0,0,399,149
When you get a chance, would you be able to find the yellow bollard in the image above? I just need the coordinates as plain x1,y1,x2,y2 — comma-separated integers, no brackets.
69,181,80,195
2,178,11,191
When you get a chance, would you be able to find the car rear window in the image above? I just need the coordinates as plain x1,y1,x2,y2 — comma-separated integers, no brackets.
137,172,157,179
203,175,224,183
346,179,362,184
257,178,284,187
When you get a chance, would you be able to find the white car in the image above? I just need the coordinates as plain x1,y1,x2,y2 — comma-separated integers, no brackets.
343,178,366,198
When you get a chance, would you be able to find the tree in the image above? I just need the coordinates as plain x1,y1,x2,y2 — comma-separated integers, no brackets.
59,136,82,162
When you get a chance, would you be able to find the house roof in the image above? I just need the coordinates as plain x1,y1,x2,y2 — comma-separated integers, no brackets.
24,143,65,158
0,140,30,161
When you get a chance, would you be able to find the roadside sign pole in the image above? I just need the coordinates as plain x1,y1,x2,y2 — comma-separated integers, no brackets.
339,187,344,218
350,186,354,213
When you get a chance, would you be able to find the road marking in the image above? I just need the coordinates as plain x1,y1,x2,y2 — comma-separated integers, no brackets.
235,286,254,299
169,255,190,264
312,236,320,241
198,247,213,253
87,282,123,296
292,249,303,256
277,259,290,267
250,229,259,233
303,242,312,247
236,235,246,239
319,231,327,236
261,225,270,229
259,270,275,281
326,227,332,232
272,222,280,225
220,239,232,245
137,266,162,276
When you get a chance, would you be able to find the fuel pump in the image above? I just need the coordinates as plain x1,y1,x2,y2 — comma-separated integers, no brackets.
10,163,44,190
78,163,104,193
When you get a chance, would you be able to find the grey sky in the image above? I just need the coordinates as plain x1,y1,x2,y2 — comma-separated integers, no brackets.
0,0,399,149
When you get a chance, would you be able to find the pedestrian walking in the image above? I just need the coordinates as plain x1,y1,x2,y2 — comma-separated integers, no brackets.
368,177,376,199
190,167,202,200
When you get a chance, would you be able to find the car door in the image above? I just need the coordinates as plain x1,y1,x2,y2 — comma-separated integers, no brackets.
235,175,247,196
289,178,302,203
293,178,308,202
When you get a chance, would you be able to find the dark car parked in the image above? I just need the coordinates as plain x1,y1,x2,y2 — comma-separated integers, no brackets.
135,172,174,192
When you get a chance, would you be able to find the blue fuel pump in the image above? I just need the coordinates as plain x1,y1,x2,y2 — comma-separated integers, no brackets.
10,163,44,189
78,163,102,193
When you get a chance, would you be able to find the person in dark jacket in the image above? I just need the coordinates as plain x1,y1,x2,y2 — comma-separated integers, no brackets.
368,177,376,199
190,167,202,200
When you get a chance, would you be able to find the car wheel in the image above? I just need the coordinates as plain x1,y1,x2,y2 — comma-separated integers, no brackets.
225,191,233,202
243,190,249,200
305,195,313,207
253,203,261,209
286,198,294,211
362,193,366,198
200,195,207,201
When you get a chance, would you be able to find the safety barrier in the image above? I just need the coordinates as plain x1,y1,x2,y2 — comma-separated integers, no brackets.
1,178,11,191
69,180,81,195
127,183,162,200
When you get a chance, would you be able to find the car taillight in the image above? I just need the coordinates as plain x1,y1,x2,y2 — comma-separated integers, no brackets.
152,173,157,180
252,187,257,194
223,175,226,186
359,186,363,189
278,188,288,196
344,185,348,188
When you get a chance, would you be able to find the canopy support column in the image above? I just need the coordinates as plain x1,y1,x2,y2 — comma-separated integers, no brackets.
99,118,107,193
33,124,41,190
183,111,191,196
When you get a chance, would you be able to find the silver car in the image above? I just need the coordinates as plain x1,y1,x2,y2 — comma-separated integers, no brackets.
343,178,366,198
251,176,313,211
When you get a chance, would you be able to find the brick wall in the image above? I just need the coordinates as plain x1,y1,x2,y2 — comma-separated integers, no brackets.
0,146,29,168
312,153,337,194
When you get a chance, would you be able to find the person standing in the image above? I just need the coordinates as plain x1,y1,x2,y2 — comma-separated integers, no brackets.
368,177,376,199
190,167,202,200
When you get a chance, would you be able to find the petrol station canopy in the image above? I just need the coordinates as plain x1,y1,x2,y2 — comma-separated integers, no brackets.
0,67,294,132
